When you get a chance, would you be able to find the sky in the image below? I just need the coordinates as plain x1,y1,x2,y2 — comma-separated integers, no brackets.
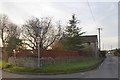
0,0,119,50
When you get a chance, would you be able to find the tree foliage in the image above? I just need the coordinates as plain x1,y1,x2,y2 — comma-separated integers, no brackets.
51,41,65,50
22,17,62,50
114,48,120,56
81,45,95,56
0,14,23,58
6,36,22,54
5,23,22,55
0,14,9,46
65,14,81,37
60,14,85,51
0,14,21,47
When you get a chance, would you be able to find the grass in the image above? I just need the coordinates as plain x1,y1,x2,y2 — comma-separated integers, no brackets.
0,59,9,69
4,58,103,73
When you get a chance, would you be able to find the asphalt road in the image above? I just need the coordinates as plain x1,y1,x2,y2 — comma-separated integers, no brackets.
1,55,119,79
84,55,118,78
119,57,120,79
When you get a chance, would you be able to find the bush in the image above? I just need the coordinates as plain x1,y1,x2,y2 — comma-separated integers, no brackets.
81,45,95,57
114,48,120,56
3,63,11,69
100,51,107,58
51,42,65,50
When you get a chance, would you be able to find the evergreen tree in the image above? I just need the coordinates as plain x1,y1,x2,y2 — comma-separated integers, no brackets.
63,14,85,51
6,36,22,55
66,14,80,37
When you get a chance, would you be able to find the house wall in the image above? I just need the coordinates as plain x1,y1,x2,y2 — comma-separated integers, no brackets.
90,42,99,58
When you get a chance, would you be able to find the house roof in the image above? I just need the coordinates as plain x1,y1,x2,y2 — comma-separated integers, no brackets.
81,35,98,43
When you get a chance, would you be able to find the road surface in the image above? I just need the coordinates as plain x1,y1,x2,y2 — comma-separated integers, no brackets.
2,55,119,79
119,57,120,79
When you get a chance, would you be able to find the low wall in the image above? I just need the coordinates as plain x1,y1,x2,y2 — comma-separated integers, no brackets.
8,56,85,67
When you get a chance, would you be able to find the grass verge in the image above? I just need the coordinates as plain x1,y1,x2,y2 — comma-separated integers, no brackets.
0,59,10,69
4,58,103,73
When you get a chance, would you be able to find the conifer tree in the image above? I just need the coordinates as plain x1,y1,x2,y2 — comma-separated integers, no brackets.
63,14,85,51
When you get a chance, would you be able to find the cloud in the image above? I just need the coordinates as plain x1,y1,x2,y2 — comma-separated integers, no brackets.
0,0,119,2
102,36,118,50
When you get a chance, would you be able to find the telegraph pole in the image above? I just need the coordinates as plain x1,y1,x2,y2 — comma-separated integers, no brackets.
111,45,112,50
97,28,102,51
103,43,104,50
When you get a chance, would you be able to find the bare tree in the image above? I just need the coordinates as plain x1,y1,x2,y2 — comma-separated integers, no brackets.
22,17,62,50
0,14,21,48
0,14,23,60
7,23,21,38
0,14,9,46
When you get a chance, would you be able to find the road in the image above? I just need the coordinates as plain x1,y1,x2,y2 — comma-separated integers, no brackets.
1,55,119,79
119,57,120,79
84,55,118,78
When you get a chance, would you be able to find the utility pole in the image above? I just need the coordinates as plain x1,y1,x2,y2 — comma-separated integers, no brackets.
97,28,102,51
111,45,112,50
103,43,104,50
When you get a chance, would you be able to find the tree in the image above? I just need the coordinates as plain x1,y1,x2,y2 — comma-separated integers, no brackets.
0,14,23,60
114,48,120,56
61,14,85,51
3,23,22,57
82,45,95,56
51,41,65,50
22,17,62,50
0,14,9,46
0,14,21,48
65,14,81,37
6,36,22,55
5,23,22,52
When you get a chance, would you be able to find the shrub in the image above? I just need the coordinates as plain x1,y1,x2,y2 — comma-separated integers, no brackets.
100,51,107,58
51,42,65,50
81,45,95,57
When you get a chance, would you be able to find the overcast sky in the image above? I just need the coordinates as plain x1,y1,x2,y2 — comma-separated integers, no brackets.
0,0,119,50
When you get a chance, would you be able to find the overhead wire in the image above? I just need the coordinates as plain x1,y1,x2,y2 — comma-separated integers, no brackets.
86,0,98,28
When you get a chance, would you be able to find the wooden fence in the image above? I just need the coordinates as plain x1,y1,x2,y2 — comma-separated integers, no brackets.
13,50,81,58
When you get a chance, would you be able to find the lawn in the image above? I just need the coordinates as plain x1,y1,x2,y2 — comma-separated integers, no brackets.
0,59,9,69
4,58,103,73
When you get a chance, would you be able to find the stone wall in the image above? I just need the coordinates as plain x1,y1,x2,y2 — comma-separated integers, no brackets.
8,56,85,67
